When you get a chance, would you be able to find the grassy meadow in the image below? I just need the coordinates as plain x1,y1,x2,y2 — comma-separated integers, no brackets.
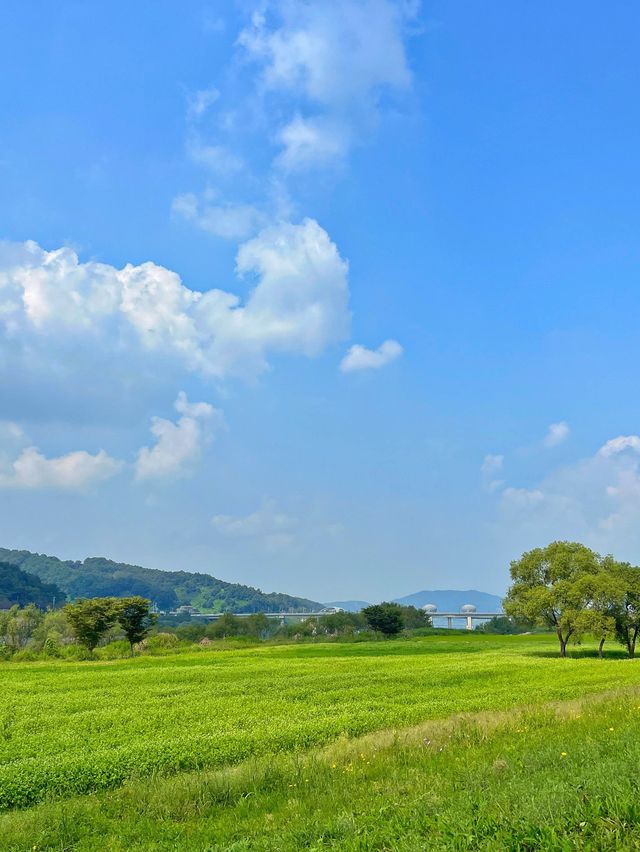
3,632,640,849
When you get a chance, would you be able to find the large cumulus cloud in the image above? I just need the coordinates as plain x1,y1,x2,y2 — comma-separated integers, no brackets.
0,218,350,394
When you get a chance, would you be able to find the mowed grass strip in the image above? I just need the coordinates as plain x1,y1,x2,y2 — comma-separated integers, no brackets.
4,688,640,850
2,633,640,809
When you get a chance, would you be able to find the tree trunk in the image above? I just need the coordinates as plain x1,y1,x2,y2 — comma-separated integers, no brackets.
556,627,570,657
630,628,638,659
598,636,605,658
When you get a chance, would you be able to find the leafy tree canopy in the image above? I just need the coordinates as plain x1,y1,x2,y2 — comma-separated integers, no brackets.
362,602,404,637
115,596,156,654
64,598,118,652
504,541,640,658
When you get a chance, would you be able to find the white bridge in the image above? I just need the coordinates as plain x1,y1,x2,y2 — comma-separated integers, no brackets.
189,610,347,623
186,608,503,629
427,612,502,630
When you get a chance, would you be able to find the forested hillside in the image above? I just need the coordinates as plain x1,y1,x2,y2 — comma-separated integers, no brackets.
0,549,320,613
0,561,65,609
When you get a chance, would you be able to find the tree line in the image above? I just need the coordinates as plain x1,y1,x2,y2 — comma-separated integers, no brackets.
0,596,156,658
165,604,429,642
0,598,431,660
505,541,640,657
6,541,640,661
64,596,156,654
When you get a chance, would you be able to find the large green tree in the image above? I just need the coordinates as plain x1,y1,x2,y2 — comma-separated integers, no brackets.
504,541,601,657
64,598,118,652
115,597,156,655
573,567,624,658
362,603,404,637
608,561,640,658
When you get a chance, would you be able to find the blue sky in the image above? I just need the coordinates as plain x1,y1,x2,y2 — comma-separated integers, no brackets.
1,1,639,602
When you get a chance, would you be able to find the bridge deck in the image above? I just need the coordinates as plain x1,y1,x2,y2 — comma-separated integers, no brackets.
187,611,504,620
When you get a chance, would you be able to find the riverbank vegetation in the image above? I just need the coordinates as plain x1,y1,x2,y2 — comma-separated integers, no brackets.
0,600,432,662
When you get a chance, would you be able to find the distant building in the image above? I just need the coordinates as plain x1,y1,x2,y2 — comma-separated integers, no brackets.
174,605,200,615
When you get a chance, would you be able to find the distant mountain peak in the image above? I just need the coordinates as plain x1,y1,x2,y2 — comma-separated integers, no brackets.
393,588,503,612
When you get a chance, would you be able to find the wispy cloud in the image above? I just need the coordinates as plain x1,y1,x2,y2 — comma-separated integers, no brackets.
340,339,403,373
212,498,297,549
135,392,222,481
543,421,570,448
495,434,640,554
481,454,505,493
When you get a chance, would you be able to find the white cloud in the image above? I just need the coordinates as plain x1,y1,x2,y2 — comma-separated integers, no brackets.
135,392,221,481
598,435,640,458
340,339,402,372
544,421,570,448
276,115,350,171
212,498,297,549
501,487,544,508
239,0,416,168
481,454,505,493
0,421,25,446
187,86,220,120
0,392,223,488
0,222,350,388
0,446,121,490
187,140,244,176
494,433,640,555
0,418,121,490
172,193,265,241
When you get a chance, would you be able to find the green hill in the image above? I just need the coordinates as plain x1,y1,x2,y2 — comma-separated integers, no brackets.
0,561,65,609
0,548,320,613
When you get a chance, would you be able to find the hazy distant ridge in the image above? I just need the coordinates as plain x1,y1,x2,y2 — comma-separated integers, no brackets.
393,589,503,612
326,590,503,613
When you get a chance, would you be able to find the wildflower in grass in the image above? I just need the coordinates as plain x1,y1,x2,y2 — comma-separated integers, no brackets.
561,752,567,757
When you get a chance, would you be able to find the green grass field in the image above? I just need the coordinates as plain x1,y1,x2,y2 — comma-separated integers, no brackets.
3,632,640,849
